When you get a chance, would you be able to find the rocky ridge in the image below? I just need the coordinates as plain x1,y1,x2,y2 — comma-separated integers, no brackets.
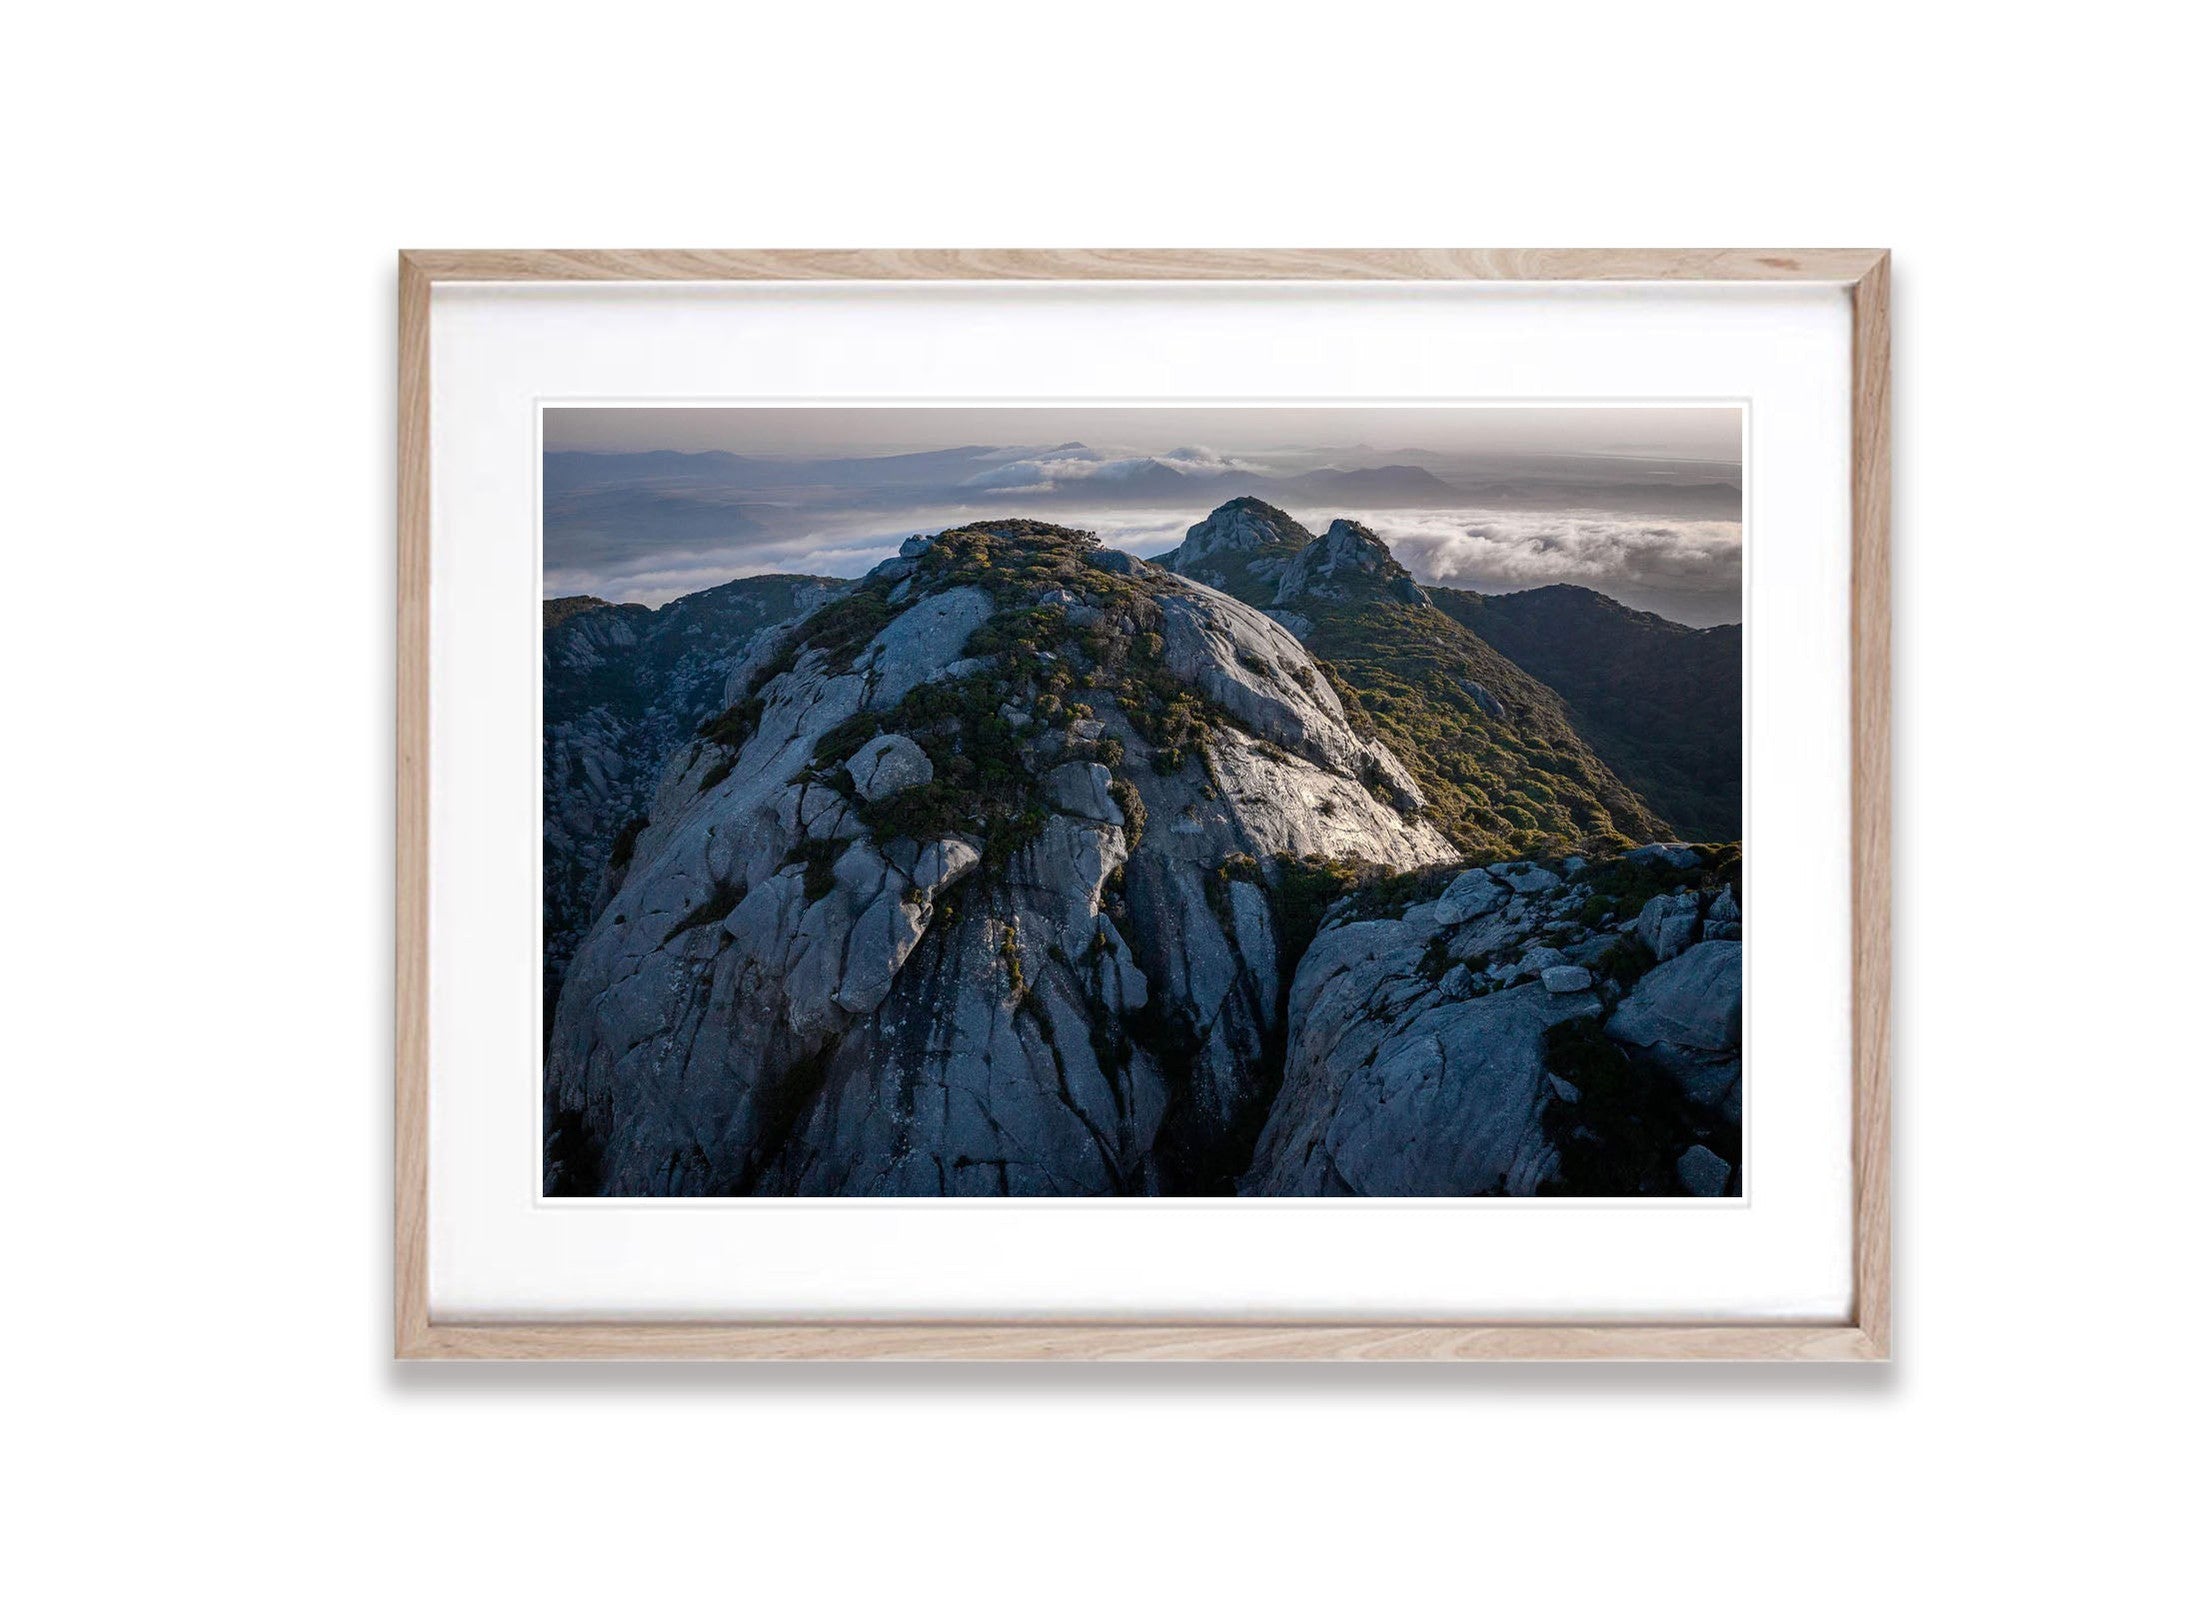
545,519,1455,1196
1248,843,1742,1196
1158,499,1673,854
542,575,845,1012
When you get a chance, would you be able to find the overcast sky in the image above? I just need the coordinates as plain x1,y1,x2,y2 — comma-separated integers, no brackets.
542,406,1744,625
546,404,1740,464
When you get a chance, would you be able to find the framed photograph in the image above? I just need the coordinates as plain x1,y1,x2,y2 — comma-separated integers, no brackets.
397,249,1889,1359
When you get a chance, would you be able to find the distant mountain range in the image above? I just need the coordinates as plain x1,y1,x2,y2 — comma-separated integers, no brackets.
544,445,1739,513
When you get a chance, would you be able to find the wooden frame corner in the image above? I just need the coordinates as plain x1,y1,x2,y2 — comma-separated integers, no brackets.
396,249,1891,1361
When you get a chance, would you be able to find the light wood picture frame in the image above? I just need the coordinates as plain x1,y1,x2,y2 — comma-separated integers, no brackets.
397,248,1890,1360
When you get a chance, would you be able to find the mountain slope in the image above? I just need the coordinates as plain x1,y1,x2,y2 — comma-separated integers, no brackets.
1160,501,1674,855
1433,584,1741,839
542,574,846,1015
543,520,1456,1197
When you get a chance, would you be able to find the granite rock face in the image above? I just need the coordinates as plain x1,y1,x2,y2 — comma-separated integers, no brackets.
1272,519,1428,607
541,575,844,1013
1156,585,1428,812
1247,847,1745,1196
544,523,1457,1197
1246,906,1601,1196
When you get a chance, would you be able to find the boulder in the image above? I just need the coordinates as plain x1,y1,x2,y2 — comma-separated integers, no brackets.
1430,867,1508,927
1626,843,1700,870
1493,861,1563,896
1636,891,1701,962
1460,681,1508,721
1041,761,1124,825
1607,940,1742,1109
835,890,927,1014
913,837,981,893
847,732,934,801
1541,964,1594,994
1085,548,1149,577
1677,1144,1732,1197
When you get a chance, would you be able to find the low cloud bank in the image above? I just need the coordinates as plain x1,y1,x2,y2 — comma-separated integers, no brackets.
550,499,1742,627
1341,509,1742,625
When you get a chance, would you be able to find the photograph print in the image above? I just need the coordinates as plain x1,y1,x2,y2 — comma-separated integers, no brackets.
542,405,1743,1199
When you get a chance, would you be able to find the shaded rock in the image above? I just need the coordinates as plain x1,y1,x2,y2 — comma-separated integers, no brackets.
1627,843,1700,869
913,837,980,893
1461,681,1507,720
1636,891,1701,962
1541,964,1594,994
1249,963,1601,1196
1609,940,1741,1057
835,888,927,1014
1042,761,1124,824
1677,1144,1732,1197
1607,940,1742,1108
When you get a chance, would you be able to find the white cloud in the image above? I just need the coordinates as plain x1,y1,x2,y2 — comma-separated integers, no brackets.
957,443,1263,490
1339,508,1741,593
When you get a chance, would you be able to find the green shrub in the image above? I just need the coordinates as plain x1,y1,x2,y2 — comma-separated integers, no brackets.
810,713,881,770
1111,781,1147,851
786,836,849,902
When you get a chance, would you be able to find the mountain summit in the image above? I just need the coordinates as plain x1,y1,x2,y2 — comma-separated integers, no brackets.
1273,518,1428,607
1159,496,1312,591
1155,502,1668,851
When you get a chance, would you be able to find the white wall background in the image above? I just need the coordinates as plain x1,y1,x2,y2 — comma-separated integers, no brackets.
7,3,2190,1593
